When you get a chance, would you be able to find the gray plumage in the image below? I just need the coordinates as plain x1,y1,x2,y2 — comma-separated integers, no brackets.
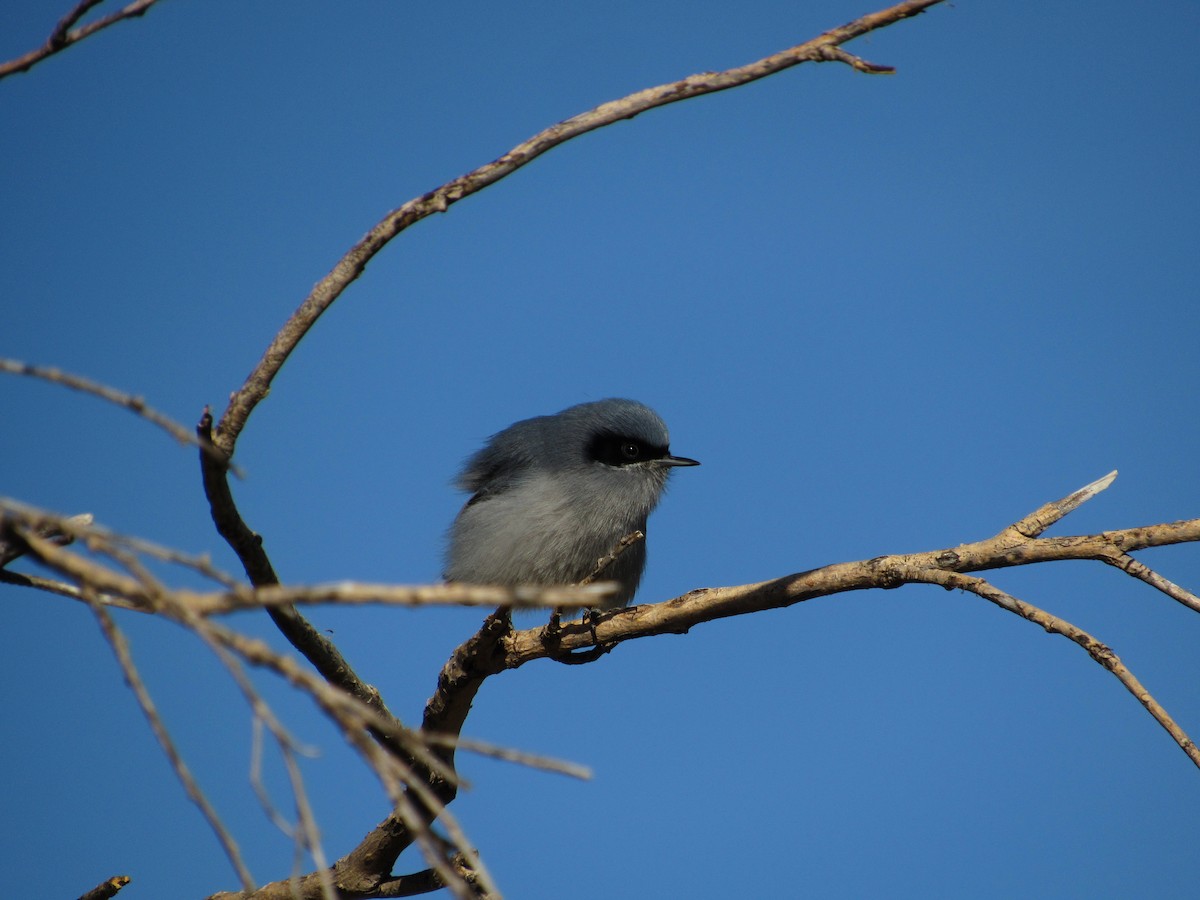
444,398,699,609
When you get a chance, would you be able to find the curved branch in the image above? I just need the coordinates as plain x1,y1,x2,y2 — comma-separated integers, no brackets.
211,0,945,454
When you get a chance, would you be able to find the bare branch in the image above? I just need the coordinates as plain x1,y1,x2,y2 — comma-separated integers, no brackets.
579,530,645,586
188,582,615,616
6,520,151,607
424,733,592,781
0,0,168,81
211,0,945,454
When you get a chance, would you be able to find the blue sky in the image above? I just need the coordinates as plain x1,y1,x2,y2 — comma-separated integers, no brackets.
3,1,1199,897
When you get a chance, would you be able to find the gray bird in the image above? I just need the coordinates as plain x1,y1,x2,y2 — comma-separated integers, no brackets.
444,398,699,610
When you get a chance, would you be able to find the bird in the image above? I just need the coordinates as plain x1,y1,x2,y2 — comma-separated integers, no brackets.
444,398,699,610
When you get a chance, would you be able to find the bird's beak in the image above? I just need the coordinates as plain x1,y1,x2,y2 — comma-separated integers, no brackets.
660,454,700,467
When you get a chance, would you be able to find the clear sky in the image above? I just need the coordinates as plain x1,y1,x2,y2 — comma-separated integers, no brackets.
3,1,1199,898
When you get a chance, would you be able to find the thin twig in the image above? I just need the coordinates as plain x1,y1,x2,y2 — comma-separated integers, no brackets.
0,358,238,474
580,530,644,586
0,568,133,605
1103,551,1200,614
88,598,256,891
0,511,92,567
0,0,167,80
193,613,497,896
424,733,592,781
184,618,337,900
900,565,1200,769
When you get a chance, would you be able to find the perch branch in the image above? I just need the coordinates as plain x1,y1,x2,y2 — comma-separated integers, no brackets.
11,467,1198,896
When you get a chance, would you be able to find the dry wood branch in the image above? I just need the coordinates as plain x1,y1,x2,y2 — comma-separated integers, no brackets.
424,733,591,782
210,0,944,455
0,0,167,80
7,521,152,607
1010,469,1117,537
501,521,1200,663
0,500,239,591
580,530,645,586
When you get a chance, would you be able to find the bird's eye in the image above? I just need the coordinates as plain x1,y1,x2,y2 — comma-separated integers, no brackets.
587,433,664,466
